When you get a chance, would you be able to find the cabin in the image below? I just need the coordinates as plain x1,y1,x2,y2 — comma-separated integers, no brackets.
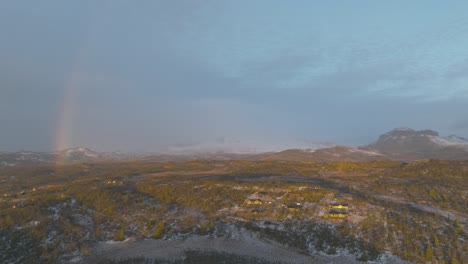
106,180,123,185
330,201,349,210
329,209,348,214
400,162,409,168
326,209,349,218
245,199,263,205
326,213,347,218
286,202,302,210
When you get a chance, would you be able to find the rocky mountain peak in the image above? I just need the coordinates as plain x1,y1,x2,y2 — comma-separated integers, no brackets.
381,128,439,138
367,128,468,159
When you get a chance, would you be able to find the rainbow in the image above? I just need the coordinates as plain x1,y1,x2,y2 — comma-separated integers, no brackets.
54,71,81,154
51,12,99,163
51,19,97,156
52,47,87,165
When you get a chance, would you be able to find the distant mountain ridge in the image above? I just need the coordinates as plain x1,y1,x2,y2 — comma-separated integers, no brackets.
1,128,468,166
0,147,138,166
255,128,468,162
254,146,385,162
58,147,100,163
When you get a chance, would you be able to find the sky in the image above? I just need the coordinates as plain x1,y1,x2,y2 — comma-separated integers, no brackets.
2,1,468,152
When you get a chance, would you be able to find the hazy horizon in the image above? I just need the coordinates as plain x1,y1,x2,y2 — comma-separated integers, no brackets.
2,126,467,154
2,1,468,152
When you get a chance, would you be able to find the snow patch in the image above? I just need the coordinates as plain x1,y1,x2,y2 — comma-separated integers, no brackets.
348,148,382,156
69,256,83,263
48,206,59,221
429,135,468,147
394,127,414,132
105,238,132,244
305,148,317,153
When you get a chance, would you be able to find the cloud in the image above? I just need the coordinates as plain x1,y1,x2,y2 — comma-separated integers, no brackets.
2,1,468,151
68,96,283,152
447,58,468,78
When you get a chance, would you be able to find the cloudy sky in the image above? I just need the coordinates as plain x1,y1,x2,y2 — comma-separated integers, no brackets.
2,1,468,152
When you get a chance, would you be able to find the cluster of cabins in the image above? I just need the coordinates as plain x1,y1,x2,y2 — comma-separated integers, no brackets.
325,201,349,218
244,191,303,211
324,193,351,219
106,180,124,185
243,191,352,219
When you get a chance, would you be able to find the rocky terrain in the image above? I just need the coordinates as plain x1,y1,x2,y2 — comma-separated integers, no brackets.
366,128,468,160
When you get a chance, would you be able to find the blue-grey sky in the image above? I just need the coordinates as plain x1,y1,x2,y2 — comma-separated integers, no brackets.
2,1,468,152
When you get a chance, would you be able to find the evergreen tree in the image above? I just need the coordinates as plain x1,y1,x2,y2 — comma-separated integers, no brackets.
114,228,125,241
152,222,165,239
425,245,433,261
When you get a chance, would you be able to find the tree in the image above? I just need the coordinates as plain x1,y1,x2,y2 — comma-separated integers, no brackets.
454,219,463,234
3,213,13,228
432,234,439,247
425,245,433,261
152,222,165,239
114,228,125,241
209,220,215,233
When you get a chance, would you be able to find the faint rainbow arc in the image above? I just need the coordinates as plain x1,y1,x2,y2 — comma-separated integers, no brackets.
53,49,87,164
52,9,101,164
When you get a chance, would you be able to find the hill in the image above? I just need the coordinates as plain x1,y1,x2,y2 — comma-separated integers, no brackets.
254,146,386,162
366,128,468,160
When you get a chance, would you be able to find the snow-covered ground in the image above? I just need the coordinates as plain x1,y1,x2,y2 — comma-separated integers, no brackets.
84,225,411,264
347,148,382,156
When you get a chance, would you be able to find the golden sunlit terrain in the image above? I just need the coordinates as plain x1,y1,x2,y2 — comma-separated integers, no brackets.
0,160,466,263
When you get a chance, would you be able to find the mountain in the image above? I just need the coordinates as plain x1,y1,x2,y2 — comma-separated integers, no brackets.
366,128,468,160
56,147,152,163
256,128,468,162
0,147,129,166
0,151,56,166
2,128,468,166
255,146,386,162
164,137,330,155
57,147,102,163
